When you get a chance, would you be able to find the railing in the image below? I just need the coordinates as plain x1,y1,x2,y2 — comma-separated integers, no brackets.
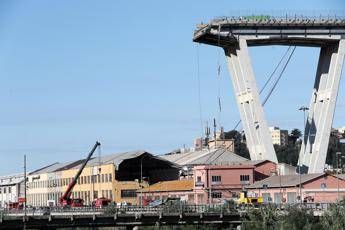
0,202,334,217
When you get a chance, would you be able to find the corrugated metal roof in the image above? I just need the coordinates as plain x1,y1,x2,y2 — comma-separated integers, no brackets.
31,160,86,175
161,148,248,166
334,174,345,180
83,150,147,168
246,173,324,189
69,150,179,170
140,179,194,193
0,173,24,186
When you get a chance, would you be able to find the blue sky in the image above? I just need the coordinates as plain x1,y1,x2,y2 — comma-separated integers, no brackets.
0,0,344,174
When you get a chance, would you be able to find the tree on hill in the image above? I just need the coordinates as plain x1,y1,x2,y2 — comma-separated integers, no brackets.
224,130,250,159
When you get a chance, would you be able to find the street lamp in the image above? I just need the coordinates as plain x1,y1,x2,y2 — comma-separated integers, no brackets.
298,106,308,204
140,154,148,208
336,152,342,201
299,106,309,128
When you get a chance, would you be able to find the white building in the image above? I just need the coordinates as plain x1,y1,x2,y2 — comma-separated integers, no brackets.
277,163,297,175
0,173,25,208
338,126,345,135
269,127,289,146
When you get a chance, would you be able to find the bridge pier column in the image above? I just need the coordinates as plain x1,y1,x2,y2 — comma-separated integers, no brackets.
299,39,345,173
225,38,277,163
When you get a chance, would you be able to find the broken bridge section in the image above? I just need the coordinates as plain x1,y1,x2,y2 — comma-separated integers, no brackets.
193,17,345,173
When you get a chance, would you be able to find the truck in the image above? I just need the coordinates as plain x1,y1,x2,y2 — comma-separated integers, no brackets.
59,142,101,208
237,191,263,205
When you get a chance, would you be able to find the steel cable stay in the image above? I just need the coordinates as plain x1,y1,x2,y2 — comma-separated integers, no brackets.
233,46,297,130
205,47,297,165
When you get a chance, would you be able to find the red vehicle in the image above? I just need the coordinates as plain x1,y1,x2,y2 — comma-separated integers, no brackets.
93,197,111,208
8,202,23,210
59,142,101,208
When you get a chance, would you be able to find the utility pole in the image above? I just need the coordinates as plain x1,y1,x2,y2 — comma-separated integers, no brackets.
336,152,341,201
24,154,27,230
298,106,308,203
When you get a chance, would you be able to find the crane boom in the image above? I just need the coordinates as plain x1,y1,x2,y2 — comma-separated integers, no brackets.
60,141,100,206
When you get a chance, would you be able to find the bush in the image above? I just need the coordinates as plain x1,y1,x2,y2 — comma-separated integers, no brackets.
321,200,345,230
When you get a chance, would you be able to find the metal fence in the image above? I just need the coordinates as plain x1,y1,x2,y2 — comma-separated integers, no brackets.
0,202,334,217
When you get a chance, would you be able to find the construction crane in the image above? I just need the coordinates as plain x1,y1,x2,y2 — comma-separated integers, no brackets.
59,141,101,207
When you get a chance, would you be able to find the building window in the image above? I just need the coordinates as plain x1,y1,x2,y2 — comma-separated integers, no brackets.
121,189,137,198
211,176,221,183
8,187,11,193
197,176,201,182
105,174,108,182
240,175,250,183
101,174,104,183
211,192,222,198
109,173,112,182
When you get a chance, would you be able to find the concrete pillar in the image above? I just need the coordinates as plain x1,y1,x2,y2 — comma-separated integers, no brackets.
299,39,345,173
225,38,277,163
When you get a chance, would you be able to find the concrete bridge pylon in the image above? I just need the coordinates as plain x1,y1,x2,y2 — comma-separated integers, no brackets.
193,17,345,173
225,38,277,163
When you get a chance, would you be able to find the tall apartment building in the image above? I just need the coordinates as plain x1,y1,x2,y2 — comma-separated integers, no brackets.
269,127,289,146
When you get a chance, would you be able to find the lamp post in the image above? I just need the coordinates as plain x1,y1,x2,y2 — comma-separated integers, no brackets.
24,155,27,219
298,106,308,204
336,152,342,201
299,106,309,131
140,154,147,208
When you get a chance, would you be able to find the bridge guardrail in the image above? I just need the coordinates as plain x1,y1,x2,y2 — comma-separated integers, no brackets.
0,202,333,217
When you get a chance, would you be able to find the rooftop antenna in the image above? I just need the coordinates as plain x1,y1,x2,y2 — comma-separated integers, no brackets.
205,122,211,148
213,118,217,147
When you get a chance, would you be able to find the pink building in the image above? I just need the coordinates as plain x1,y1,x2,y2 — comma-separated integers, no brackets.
246,173,345,203
136,160,277,205
193,160,277,204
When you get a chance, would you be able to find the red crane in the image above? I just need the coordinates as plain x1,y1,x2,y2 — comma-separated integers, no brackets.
59,141,100,207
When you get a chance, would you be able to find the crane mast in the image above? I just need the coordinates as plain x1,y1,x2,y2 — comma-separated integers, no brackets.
60,141,100,207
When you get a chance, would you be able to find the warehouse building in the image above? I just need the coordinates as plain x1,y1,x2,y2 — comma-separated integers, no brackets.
26,150,179,207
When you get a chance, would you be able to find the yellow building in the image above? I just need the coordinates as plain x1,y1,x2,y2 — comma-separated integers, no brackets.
27,160,84,207
27,150,179,206
269,127,289,146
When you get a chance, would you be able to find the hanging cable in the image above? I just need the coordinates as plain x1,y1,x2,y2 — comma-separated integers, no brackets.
233,46,296,130
217,25,223,128
196,44,204,140
262,46,297,105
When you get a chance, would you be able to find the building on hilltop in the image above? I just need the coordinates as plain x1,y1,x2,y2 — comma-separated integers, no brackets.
338,126,345,135
269,127,289,146
194,132,235,152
